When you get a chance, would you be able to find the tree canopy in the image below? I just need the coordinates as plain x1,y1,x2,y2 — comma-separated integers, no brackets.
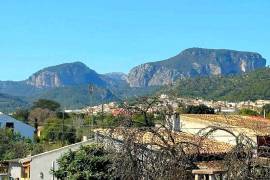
166,68,270,101
32,99,61,111
0,129,31,161
41,118,77,145
53,144,114,180
184,104,215,114
239,108,259,116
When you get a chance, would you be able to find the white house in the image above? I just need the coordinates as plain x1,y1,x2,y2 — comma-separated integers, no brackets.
0,112,35,139
180,114,270,145
8,139,95,180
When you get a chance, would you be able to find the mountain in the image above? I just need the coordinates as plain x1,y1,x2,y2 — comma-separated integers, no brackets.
0,93,29,113
0,48,268,112
26,62,107,88
0,80,45,97
37,85,119,109
103,72,127,82
101,72,128,88
128,48,266,87
0,62,120,111
0,62,152,111
164,67,270,101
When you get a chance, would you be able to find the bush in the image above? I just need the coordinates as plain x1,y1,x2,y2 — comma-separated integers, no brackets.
184,104,215,114
93,113,122,128
0,129,32,160
53,144,115,180
41,118,77,144
239,108,259,116
12,109,29,123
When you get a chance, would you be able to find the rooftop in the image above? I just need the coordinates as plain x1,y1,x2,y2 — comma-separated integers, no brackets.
95,128,233,155
182,114,270,136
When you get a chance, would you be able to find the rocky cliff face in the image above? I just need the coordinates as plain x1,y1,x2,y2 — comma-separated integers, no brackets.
26,62,106,88
27,71,61,88
128,48,266,87
102,72,128,87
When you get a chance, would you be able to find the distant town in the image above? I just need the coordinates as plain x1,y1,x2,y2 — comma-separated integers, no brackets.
1,93,270,179
72,94,270,116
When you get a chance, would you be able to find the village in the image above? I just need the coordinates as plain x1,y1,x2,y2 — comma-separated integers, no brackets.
0,1,270,179
0,94,270,180
71,95,270,116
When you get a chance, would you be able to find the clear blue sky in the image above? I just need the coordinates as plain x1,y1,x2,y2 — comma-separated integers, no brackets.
0,0,269,81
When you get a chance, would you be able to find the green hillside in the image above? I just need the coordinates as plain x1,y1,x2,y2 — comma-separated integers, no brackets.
0,93,29,113
35,85,119,109
166,68,270,101
34,85,161,109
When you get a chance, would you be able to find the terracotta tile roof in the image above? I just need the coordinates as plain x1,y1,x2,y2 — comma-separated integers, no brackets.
95,128,233,155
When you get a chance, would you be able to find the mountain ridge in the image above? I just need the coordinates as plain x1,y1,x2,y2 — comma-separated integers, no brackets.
0,47,268,112
128,48,266,87
26,61,107,88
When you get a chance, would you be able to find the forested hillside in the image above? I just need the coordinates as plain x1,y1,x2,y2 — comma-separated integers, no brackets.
0,93,29,112
166,68,270,101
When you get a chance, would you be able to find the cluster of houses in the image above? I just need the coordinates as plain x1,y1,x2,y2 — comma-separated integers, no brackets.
65,94,270,118
160,94,270,113
177,97,270,113
65,102,119,115
1,93,270,179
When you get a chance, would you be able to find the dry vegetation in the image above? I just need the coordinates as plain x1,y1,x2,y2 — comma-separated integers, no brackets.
92,96,270,179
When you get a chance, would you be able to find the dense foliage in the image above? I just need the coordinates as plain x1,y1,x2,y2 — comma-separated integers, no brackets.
32,99,61,111
0,128,31,161
167,68,270,101
183,104,215,114
0,93,29,113
41,118,77,144
12,109,29,123
53,144,114,180
0,81,161,112
90,113,123,128
239,108,259,116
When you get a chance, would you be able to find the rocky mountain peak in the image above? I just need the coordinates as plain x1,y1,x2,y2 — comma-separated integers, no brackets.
26,62,106,88
128,48,266,87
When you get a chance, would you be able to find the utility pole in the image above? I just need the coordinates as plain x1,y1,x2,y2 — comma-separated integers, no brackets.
89,84,94,138
34,118,38,143
101,100,104,123
101,93,106,123
62,108,65,147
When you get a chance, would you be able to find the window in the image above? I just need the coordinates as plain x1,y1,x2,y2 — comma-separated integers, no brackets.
5,122,14,129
